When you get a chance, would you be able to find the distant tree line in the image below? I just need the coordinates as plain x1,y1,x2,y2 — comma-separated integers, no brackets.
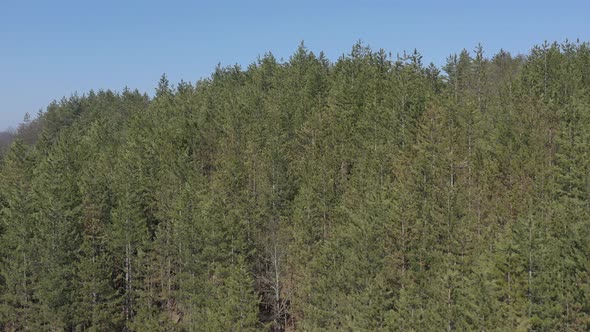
1,40,590,331
0,112,43,157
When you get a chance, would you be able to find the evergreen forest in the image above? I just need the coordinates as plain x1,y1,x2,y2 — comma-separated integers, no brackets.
1,40,590,331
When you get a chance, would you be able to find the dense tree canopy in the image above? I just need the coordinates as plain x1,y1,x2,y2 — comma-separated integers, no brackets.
1,40,590,331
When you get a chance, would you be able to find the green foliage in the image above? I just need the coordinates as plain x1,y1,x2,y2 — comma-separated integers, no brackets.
1,41,590,331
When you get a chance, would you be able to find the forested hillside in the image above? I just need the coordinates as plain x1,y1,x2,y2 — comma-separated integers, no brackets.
1,40,590,331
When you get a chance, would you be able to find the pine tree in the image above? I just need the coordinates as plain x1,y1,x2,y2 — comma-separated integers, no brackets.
0,140,39,330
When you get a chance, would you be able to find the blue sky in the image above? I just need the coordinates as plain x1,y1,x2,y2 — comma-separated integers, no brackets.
1,0,589,130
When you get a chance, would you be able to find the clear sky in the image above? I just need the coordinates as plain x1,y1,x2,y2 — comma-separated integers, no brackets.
1,0,588,130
